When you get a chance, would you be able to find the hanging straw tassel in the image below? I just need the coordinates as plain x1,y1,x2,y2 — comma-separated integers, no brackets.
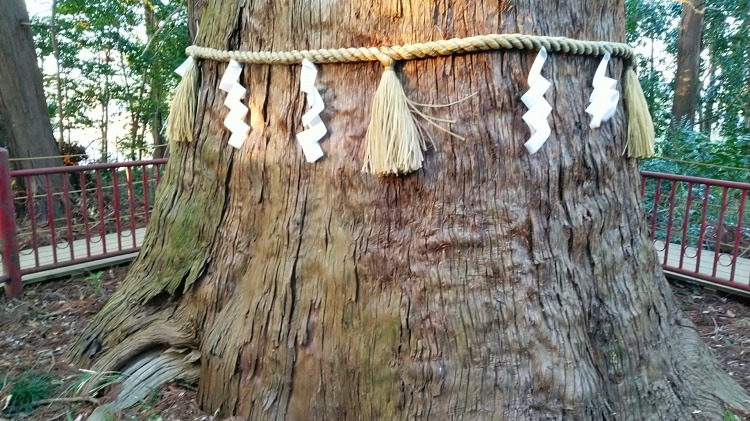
623,66,655,158
166,58,199,143
362,56,426,176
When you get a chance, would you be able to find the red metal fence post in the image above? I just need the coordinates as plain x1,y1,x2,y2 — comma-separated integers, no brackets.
0,148,22,298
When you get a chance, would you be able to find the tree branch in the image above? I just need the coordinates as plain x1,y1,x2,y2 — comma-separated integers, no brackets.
34,396,101,406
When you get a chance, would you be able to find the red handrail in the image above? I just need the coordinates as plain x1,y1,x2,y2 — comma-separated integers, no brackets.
0,149,22,298
1,153,168,297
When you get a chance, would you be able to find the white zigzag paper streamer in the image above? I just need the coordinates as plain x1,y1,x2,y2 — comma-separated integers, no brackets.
520,47,552,154
586,52,619,129
219,60,250,149
296,59,326,163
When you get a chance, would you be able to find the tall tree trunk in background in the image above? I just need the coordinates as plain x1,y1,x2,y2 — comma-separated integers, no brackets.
150,91,166,158
700,58,716,138
143,1,167,159
0,0,64,213
187,0,204,44
100,50,110,162
671,0,704,128
50,0,66,150
69,0,750,419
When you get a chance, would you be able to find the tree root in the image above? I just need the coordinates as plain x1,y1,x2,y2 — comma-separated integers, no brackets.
86,348,200,421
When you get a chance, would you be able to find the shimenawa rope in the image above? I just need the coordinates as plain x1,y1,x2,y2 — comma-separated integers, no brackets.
166,33,654,175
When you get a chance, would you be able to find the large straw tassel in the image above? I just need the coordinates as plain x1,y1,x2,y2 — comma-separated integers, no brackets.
362,56,426,176
623,66,655,158
166,59,199,143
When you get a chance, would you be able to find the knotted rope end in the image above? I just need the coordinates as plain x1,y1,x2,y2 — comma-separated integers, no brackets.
166,58,199,143
623,67,655,158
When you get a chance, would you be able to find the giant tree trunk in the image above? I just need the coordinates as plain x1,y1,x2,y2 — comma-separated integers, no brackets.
0,0,65,213
671,0,704,128
70,1,750,419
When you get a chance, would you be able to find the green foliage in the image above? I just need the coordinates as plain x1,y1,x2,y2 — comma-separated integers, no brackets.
642,129,750,183
723,410,741,421
63,369,124,397
0,112,8,149
1,371,57,414
626,0,680,139
627,0,750,181
84,270,107,294
701,0,750,139
30,0,188,160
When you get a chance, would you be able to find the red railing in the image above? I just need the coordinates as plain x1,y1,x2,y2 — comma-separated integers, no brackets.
0,148,167,298
2,150,748,298
641,171,750,293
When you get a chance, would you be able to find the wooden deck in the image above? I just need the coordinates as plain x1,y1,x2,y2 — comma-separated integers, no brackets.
654,240,750,296
1,228,147,284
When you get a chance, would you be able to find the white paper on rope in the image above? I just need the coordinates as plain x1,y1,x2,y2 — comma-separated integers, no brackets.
586,52,619,128
174,57,194,77
219,60,249,149
521,47,552,154
295,59,327,163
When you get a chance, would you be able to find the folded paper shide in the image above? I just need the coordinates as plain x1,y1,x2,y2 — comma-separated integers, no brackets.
586,52,619,129
167,33,655,176
520,47,552,154
296,59,327,163
219,60,250,149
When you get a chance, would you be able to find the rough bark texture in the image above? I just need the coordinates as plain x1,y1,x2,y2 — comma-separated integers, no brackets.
0,0,62,168
0,0,65,218
70,1,750,419
0,0,64,170
671,0,704,128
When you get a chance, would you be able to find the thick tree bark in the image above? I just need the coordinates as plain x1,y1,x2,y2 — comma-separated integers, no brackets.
70,1,750,419
0,0,65,217
187,0,205,44
671,0,704,128
0,0,63,169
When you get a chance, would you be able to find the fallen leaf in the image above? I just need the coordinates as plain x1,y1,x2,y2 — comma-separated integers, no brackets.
727,310,736,318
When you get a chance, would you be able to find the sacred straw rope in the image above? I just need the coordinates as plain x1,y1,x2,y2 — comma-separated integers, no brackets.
168,33,652,176
185,34,635,66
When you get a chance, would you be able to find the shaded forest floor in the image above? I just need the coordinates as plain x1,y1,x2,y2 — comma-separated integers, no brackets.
1,269,750,420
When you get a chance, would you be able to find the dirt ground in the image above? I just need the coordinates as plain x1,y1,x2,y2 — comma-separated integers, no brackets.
1,269,750,420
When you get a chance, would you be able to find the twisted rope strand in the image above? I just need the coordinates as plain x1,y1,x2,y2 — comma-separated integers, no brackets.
186,33,635,66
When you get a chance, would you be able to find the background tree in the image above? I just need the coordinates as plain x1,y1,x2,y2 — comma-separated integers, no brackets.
0,0,65,216
68,1,750,419
671,0,704,128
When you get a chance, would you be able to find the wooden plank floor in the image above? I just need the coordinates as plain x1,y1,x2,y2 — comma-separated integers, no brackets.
1,228,147,283
653,240,750,293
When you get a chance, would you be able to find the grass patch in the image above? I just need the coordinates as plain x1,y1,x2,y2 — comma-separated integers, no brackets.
1,370,57,414
63,369,124,397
